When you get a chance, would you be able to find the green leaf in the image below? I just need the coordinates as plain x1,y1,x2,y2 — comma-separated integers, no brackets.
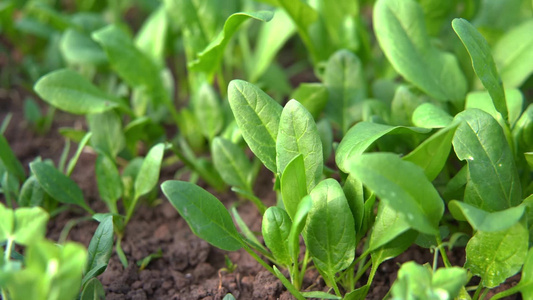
262,207,292,266
249,9,295,82
95,154,122,211
189,11,273,75
30,161,92,213
342,175,364,234
306,179,355,278
517,248,533,299
371,230,418,267
452,18,508,120
18,176,45,207
193,83,224,140
317,119,333,161
60,29,107,65
373,0,466,103
465,221,528,288
0,203,14,243
277,99,323,191
432,267,469,299
411,103,453,129
0,135,25,182
161,180,243,251
324,49,366,134
336,122,430,173
349,153,444,235
134,5,168,67
403,124,459,181
493,20,533,88
290,83,328,120
80,277,106,300
134,143,165,199
12,206,49,245
85,215,113,281
449,200,525,232
92,25,161,89
212,137,252,191
369,201,411,251
280,154,307,220
289,195,312,265
66,131,93,176
300,291,341,299
88,111,126,159
34,69,122,114
514,104,533,151
453,109,521,211
465,89,523,126
228,80,283,173
390,85,426,126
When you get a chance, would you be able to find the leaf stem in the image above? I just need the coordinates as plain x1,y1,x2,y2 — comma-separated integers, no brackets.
472,283,484,300
436,235,451,268
4,238,13,262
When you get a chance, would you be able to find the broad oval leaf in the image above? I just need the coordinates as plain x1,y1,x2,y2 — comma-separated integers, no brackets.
324,49,366,134
189,11,273,76
277,99,323,191
85,215,114,277
60,29,107,65
452,109,521,211
228,80,282,173
88,111,126,159
336,122,430,173
34,69,121,115
134,143,165,199
493,19,533,89
193,83,224,140
280,154,307,220
374,0,466,103
448,200,525,232
30,161,92,213
466,221,528,288
212,137,253,191
452,18,508,120
306,179,355,279
262,207,292,266
161,180,243,251
349,153,444,235
411,103,453,129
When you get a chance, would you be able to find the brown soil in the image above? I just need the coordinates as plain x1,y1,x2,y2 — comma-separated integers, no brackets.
1,89,522,300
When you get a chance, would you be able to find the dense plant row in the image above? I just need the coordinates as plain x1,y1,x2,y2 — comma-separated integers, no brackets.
1,0,532,299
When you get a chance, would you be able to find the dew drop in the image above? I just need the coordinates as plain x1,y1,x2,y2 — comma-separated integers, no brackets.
468,156,474,161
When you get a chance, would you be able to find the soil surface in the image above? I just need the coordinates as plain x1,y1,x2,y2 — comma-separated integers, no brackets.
1,88,522,300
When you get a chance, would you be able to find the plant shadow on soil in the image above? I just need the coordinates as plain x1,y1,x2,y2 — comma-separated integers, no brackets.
0,89,522,300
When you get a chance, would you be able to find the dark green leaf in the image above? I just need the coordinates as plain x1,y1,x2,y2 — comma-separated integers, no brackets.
161,180,243,251
453,18,508,120
34,69,122,114
18,176,45,207
342,175,364,234
277,99,323,191
228,80,282,173
349,153,444,235
289,195,312,264
30,161,92,213
453,109,521,211
85,216,113,278
306,179,355,279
